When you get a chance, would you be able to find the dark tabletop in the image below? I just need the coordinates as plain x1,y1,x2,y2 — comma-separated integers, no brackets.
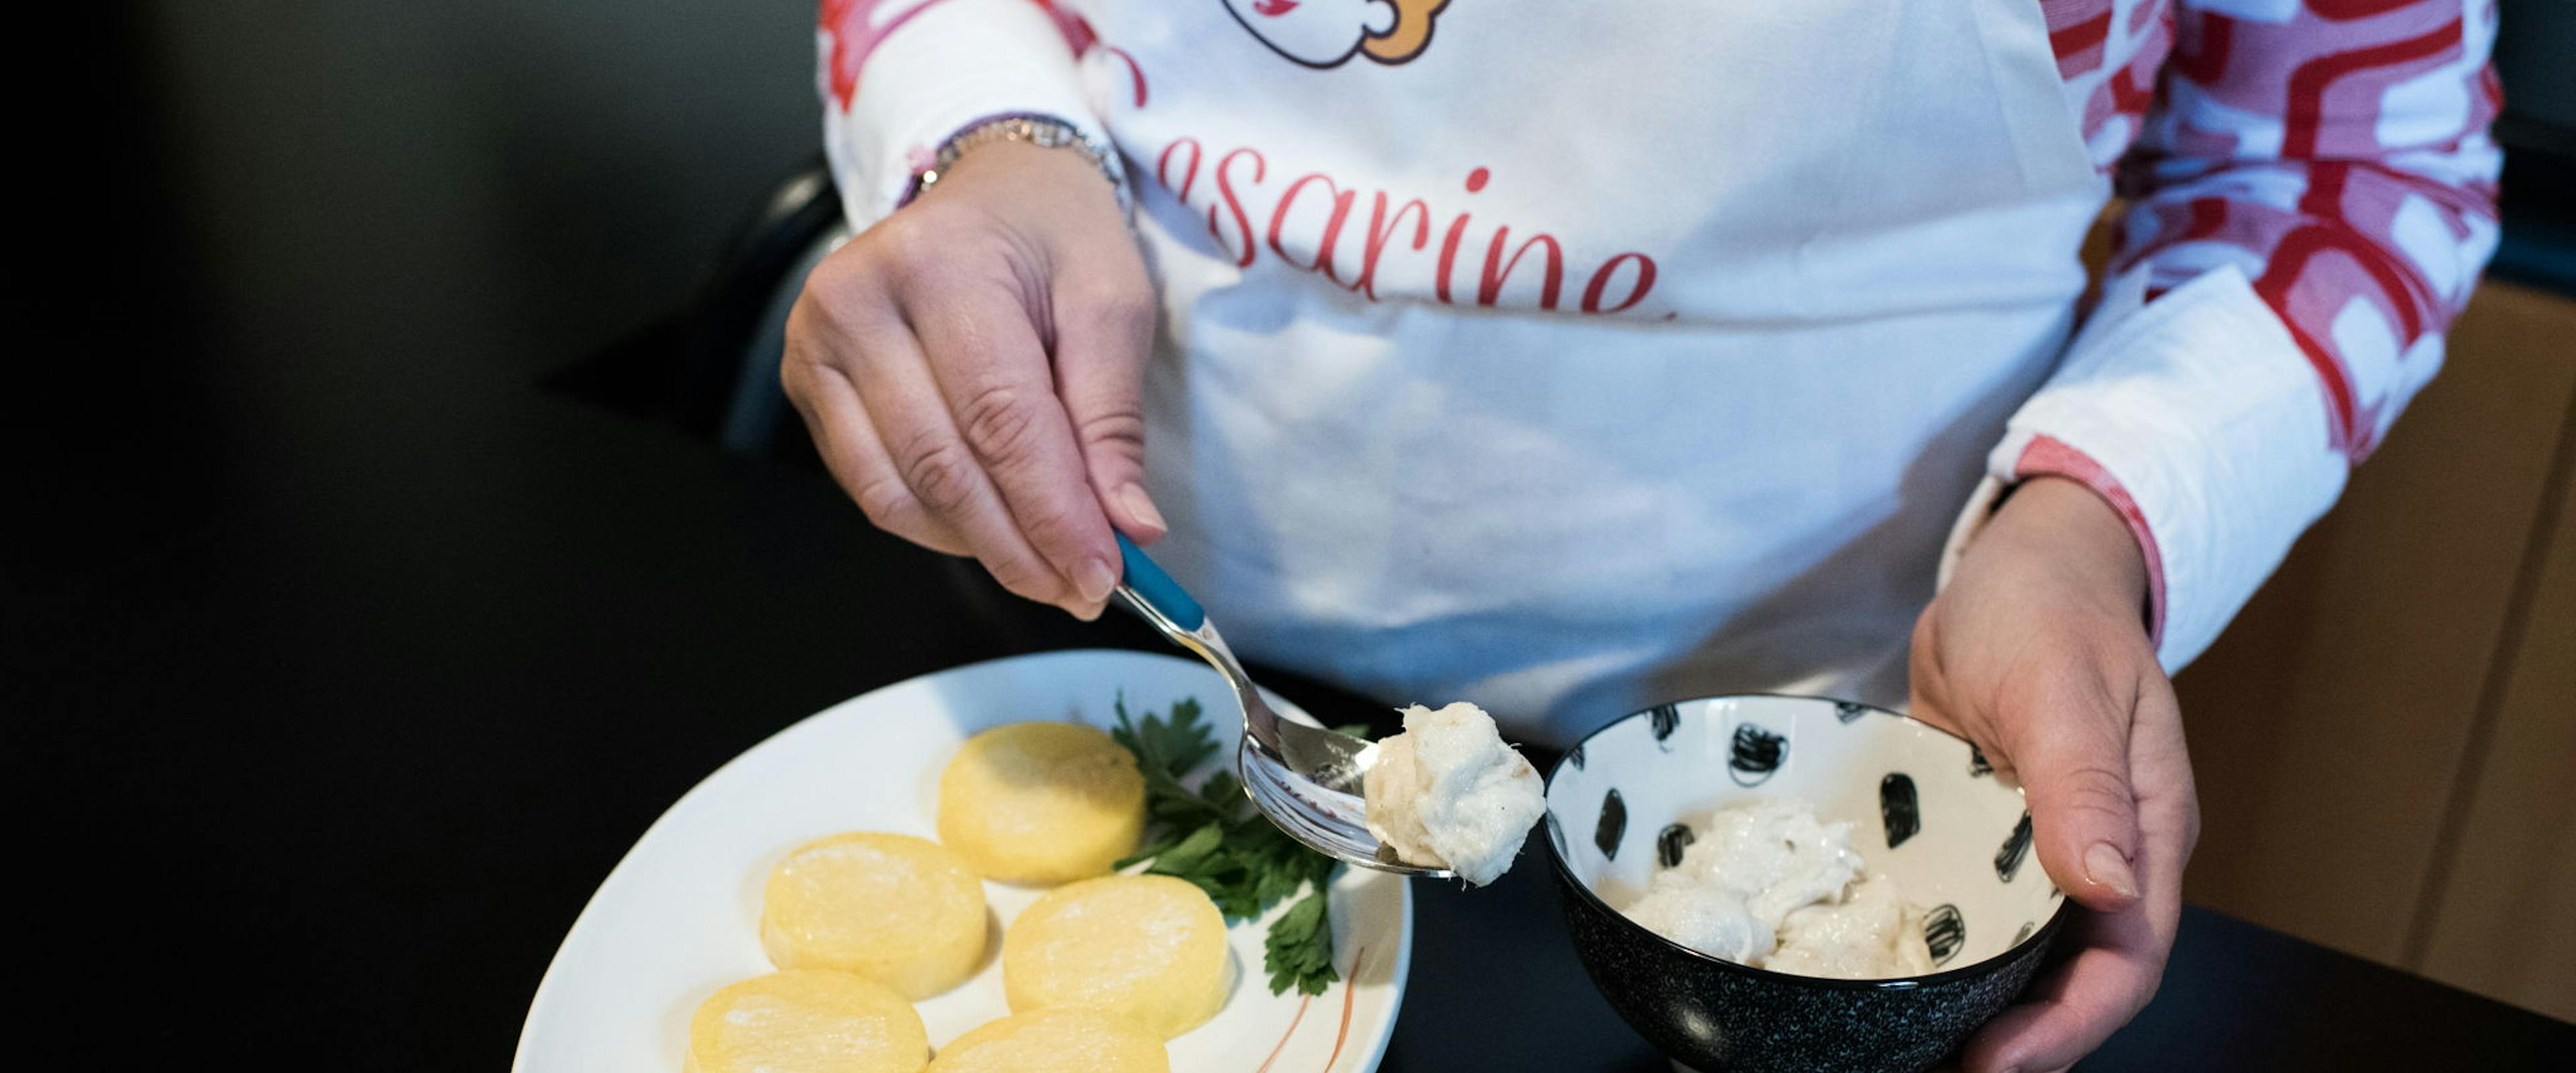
15,366,2569,1070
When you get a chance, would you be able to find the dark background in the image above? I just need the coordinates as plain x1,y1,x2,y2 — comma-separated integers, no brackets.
28,1,820,580
19,3,839,1063
13,2,2573,1068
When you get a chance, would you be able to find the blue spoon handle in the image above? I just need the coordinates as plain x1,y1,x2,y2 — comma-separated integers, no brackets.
1114,533,1205,631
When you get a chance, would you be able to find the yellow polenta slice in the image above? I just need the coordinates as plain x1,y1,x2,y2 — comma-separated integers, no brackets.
937,722,1145,884
685,970,928,1073
761,832,987,1000
1002,874,1230,1039
924,1009,1169,1073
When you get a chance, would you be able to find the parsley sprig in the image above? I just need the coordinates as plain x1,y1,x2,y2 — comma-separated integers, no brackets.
1110,695,1344,996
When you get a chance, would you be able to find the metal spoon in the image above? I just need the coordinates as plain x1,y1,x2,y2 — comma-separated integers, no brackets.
1111,533,1451,878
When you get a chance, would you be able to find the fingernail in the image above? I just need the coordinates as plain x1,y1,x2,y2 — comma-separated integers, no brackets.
1074,556,1117,604
1067,598,1106,622
1120,483,1167,538
2085,841,2141,900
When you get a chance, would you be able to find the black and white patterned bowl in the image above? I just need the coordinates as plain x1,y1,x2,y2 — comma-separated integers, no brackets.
1542,695,2073,1072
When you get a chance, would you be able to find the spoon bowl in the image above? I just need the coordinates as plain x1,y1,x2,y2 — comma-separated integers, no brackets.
1112,535,1451,879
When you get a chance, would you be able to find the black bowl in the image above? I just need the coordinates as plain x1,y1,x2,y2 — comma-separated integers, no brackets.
1542,695,2076,1072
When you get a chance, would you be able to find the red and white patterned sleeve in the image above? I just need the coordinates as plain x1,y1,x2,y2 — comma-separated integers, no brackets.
817,0,1115,228
1960,0,2504,668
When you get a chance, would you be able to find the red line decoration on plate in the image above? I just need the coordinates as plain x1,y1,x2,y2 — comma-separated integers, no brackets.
1322,945,1366,1072
1254,992,1312,1073
1250,943,1371,1072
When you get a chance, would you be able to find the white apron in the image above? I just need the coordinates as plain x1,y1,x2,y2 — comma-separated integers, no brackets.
1070,1,2108,744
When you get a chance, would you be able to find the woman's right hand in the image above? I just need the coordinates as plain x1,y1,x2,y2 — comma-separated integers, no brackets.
783,140,1165,619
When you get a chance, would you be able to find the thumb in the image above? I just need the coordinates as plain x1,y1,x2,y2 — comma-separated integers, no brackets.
2005,670,2145,911
1050,270,1165,544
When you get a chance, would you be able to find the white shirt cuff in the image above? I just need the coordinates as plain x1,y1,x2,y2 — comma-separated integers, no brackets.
821,0,1118,229
1942,264,2351,670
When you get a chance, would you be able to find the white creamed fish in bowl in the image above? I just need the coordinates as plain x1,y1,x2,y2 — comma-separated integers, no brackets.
1542,695,2074,1073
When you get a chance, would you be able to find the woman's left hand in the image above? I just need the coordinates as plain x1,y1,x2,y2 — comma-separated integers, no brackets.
1909,476,2201,1073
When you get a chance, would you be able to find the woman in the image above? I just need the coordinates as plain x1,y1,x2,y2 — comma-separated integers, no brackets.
784,1,2501,1067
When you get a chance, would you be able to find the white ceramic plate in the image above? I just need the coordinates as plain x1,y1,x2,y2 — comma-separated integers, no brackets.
515,649,1411,1073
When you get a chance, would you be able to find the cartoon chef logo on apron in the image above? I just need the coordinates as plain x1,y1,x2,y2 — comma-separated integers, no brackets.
1220,0,1449,67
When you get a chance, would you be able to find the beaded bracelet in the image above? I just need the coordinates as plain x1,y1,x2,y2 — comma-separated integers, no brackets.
912,113,1129,213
